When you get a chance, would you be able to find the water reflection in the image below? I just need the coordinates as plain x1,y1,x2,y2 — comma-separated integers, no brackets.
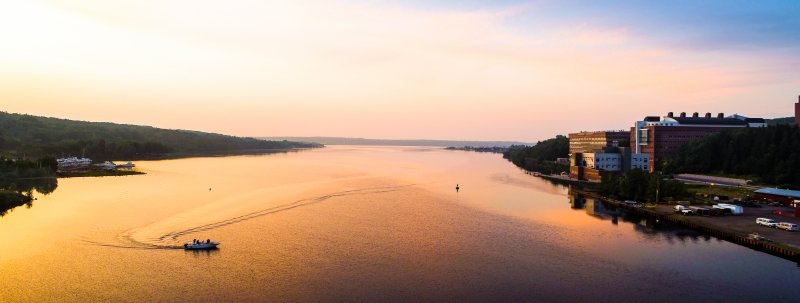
569,191,712,244
0,178,57,217
3,146,798,302
13,178,58,195
184,248,220,258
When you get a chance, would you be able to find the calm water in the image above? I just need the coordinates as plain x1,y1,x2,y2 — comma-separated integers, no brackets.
1,146,797,302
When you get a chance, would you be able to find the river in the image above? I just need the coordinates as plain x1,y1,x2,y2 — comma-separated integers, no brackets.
0,146,797,302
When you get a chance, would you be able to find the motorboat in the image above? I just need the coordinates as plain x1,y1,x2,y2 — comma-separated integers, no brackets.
57,157,92,169
184,240,220,250
117,161,135,168
100,161,117,170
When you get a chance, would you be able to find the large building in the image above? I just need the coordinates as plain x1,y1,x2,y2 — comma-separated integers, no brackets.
569,131,629,155
632,112,766,171
568,130,647,181
754,188,800,210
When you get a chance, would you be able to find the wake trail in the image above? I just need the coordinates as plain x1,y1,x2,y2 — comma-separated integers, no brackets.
80,237,183,250
86,183,420,250
159,183,418,240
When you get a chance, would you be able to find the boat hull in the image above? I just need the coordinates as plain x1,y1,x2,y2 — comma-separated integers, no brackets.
183,242,220,250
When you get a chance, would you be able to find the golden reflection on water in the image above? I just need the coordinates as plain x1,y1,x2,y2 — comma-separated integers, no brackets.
0,146,797,302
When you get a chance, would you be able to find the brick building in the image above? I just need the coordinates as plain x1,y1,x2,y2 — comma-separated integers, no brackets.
632,112,766,171
568,131,629,155
795,95,800,126
568,130,647,182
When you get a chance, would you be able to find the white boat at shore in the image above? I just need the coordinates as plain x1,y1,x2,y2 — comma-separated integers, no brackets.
184,240,220,250
94,161,135,170
99,161,117,170
57,157,92,169
117,161,135,168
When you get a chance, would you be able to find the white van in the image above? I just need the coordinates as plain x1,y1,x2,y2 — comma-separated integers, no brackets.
756,218,777,228
673,205,693,215
713,203,744,215
777,222,799,231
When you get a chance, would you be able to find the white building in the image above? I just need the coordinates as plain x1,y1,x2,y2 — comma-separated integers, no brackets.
581,153,622,171
581,152,649,172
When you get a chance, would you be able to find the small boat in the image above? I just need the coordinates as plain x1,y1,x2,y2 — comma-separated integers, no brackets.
184,241,220,250
117,161,135,168
99,161,117,170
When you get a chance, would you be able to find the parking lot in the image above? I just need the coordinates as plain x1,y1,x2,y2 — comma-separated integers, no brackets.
655,204,800,248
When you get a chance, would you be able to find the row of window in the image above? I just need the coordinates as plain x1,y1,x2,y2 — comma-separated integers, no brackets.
592,158,620,162
588,164,648,170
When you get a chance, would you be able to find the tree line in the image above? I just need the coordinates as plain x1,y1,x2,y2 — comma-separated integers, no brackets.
0,111,322,160
503,135,569,175
667,125,800,186
598,169,688,202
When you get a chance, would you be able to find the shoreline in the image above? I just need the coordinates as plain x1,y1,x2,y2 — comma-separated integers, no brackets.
57,170,146,178
570,187,800,263
53,148,322,178
82,147,318,162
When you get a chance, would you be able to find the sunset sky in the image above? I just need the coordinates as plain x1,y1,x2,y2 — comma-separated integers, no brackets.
2,0,798,142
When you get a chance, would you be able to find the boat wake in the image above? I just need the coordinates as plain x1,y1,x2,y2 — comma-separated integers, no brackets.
80,238,183,250
84,183,418,250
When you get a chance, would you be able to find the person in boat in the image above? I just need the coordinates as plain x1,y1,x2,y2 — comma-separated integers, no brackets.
206,239,210,244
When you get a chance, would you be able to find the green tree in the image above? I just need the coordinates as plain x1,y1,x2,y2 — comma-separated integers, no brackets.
503,135,569,174
670,125,800,186
646,171,662,202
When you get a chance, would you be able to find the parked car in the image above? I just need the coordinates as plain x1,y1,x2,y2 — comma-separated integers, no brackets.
776,222,799,231
623,200,639,206
756,218,778,228
689,206,711,216
673,205,693,215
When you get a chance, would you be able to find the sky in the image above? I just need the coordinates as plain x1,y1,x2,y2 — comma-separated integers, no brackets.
1,0,798,142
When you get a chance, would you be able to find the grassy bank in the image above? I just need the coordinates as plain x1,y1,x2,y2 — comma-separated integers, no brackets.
684,184,755,204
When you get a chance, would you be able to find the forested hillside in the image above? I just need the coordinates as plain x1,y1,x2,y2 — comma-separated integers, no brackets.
0,112,322,160
667,125,800,186
503,135,569,174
